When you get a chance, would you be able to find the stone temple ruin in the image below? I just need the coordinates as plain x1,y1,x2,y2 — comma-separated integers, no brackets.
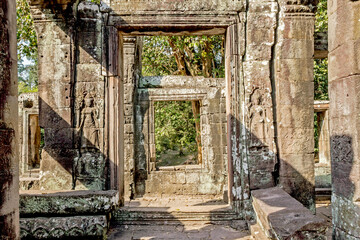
1,0,360,239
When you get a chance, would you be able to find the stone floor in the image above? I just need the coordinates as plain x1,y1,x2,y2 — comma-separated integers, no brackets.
108,196,333,240
122,195,231,212
108,224,253,240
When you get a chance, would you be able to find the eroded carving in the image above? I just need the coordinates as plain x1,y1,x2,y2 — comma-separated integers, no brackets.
20,215,107,239
248,88,272,148
76,92,100,150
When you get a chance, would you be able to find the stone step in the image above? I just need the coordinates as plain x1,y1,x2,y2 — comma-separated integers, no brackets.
315,188,331,204
249,222,269,240
112,208,240,224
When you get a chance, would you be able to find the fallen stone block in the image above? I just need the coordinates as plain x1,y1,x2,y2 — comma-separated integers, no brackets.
251,187,327,240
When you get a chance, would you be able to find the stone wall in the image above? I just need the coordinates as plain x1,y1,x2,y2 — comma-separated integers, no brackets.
0,0,19,238
328,0,360,238
27,0,318,219
28,1,123,191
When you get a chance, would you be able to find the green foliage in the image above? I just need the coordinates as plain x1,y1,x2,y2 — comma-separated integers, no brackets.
315,0,328,33
87,0,101,4
314,59,329,100
17,0,39,94
154,101,197,156
142,36,178,76
17,0,37,59
18,59,38,94
142,36,225,78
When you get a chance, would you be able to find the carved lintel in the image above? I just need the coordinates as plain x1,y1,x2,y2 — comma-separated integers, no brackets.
283,0,318,14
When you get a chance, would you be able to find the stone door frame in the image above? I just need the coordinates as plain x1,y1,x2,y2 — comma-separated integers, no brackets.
111,12,242,208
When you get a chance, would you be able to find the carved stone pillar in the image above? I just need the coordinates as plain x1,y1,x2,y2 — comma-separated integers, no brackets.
30,2,76,190
123,36,138,199
0,0,19,238
328,0,360,238
73,2,107,190
276,0,317,211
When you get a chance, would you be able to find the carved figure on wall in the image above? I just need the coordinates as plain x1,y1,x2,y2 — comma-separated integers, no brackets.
248,89,267,147
76,92,99,149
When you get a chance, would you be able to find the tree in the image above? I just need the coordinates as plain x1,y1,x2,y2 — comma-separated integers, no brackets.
314,0,328,101
17,0,39,93
142,36,225,78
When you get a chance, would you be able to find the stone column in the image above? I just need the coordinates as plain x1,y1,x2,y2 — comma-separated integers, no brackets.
328,0,360,238
30,2,76,190
276,1,316,211
123,36,138,199
0,0,19,238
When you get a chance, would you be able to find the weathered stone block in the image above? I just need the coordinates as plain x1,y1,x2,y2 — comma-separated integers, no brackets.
282,17,314,40
251,187,327,239
20,190,119,216
43,128,73,149
280,39,314,59
35,22,71,46
277,81,313,106
277,106,313,129
38,61,71,85
78,31,103,64
76,64,103,82
20,215,107,239
248,1,278,13
110,0,245,13
39,107,72,129
277,59,313,83
185,172,200,184
328,41,360,81
38,83,71,110
332,194,360,240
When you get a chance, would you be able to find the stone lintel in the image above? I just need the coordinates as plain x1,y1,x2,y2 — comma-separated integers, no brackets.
20,190,119,216
314,100,330,112
251,187,327,239
139,76,224,89
20,215,107,239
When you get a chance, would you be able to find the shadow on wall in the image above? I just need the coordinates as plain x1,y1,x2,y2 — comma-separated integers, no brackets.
38,98,109,190
230,115,316,213
330,135,360,238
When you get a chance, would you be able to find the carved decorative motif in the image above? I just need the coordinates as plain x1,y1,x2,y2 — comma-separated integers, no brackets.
247,88,272,148
111,0,245,12
20,215,107,239
283,0,318,13
76,91,100,150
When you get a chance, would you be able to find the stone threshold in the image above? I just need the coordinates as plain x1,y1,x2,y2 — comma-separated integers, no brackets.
157,164,202,171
